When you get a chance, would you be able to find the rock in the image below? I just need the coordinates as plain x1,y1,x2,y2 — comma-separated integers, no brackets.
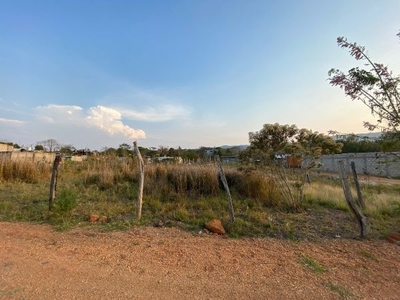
98,216,108,223
205,219,226,235
154,220,164,227
387,232,400,245
89,214,100,223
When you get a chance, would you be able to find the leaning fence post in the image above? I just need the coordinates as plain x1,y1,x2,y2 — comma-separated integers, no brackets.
350,161,365,208
133,141,144,220
215,155,235,223
338,160,367,238
49,153,62,210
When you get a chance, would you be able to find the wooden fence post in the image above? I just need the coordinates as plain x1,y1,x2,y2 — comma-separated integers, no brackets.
338,160,367,238
350,161,365,208
133,141,144,220
49,153,62,210
215,155,235,223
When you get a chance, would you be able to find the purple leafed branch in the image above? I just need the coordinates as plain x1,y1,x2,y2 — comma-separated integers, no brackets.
328,33,400,131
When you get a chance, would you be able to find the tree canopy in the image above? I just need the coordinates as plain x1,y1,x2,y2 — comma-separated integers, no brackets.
244,123,342,163
36,139,60,152
328,32,400,132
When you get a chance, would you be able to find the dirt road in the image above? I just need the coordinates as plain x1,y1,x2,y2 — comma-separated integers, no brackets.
1,222,399,299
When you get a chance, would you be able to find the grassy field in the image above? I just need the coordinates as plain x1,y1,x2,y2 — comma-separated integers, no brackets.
0,156,399,239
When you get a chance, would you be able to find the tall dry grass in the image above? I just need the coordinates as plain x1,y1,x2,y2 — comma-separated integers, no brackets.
1,155,399,238
3,155,398,217
0,158,50,183
58,156,280,205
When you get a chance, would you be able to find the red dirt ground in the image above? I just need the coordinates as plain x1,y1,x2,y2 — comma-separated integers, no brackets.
1,222,399,299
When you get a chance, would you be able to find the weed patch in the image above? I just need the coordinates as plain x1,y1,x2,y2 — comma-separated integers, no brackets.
300,254,327,274
360,249,379,262
323,282,354,299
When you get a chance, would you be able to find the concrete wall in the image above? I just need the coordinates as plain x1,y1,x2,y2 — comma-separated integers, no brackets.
0,151,56,163
308,152,400,178
0,143,14,152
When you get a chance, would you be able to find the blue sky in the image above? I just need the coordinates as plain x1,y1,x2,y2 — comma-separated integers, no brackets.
1,0,399,150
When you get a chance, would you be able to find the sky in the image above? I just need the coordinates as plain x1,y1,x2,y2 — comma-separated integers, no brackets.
1,0,399,150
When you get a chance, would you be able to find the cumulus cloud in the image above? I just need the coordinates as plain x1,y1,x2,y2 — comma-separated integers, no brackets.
117,104,191,122
35,104,145,140
85,106,145,139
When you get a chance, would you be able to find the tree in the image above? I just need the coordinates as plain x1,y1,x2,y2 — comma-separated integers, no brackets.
291,128,343,159
243,123,342,163
158,146,169,156
333,133,381,153
37,139,60,152
328,32,400,131
60,145,76,155
117,143,133,157
249,123,298,155
35,144,44,151
101,147,117,156
181,149,199,161
242,123,342,211
119,143,131,150
379,131,400,152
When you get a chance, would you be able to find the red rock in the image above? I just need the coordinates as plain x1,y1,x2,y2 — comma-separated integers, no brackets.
205,219,226,235
389,232,400,240
387,232,400,244
89,214,100,222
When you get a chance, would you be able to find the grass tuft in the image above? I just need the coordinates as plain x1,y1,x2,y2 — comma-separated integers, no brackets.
323,282,354,299
300,254,327,274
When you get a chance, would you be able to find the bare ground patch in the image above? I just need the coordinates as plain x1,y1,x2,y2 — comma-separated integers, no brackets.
1,222,399,300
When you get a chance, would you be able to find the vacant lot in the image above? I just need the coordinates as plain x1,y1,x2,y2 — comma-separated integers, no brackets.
1,222,399,300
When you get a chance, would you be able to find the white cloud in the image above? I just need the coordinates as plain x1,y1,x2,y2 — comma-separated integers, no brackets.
85,106,145,139
118,104,190,122
34,104,146,140
0,117,25,125
35,104,84,123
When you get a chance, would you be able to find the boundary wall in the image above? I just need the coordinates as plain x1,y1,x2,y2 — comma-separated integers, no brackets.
307,152,400,178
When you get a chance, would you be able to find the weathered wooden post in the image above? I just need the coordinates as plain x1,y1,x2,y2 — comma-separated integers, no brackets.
49,153,62,210
350,161,365,208
338,160,367,238
133,141,144,220
215,155,235,223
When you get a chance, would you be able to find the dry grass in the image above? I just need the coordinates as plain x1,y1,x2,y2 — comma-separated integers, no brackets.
0,156,399,238
0,158,50,183
304,183,349,211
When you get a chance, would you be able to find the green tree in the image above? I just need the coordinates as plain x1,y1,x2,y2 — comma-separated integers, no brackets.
243,123,342,211
60,145,76,155
168,147,178,157
243,123,342,163
117,143,133,157
181,149,199,161
291,128,343,159
158,146,169,156
249,123,298,156
101,147,117,156
379,131,400,152
335,134,381,153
